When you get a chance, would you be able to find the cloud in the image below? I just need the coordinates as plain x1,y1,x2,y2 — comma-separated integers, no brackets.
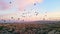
14,0,43,11
45,12,60,20
1,11,60,21
47,12,60,17
0,1,10,10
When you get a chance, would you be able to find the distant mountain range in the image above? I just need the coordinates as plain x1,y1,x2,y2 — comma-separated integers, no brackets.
0,19,60,24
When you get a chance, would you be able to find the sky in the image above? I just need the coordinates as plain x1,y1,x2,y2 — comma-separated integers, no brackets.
0,0,60,21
